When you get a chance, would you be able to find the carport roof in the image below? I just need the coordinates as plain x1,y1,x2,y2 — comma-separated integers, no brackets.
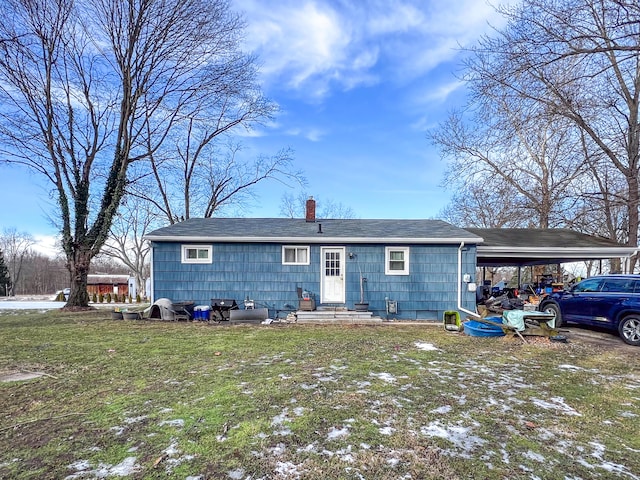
466,228,638,267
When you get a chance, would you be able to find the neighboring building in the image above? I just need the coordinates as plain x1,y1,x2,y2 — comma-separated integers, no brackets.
87,274,130,297
144,198,481,320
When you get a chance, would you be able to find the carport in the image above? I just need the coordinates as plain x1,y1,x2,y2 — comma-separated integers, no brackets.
466,228,638,287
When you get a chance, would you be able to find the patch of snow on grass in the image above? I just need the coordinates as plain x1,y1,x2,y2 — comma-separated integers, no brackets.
430,405,452,414
587,441,640,479
109,457,139,476
300,383,318,390
420,421,486,456
620,411,638,418
337,445,355,462
158,419,185,427
415,342,439,351
275,461,302,477
227,468,245,479
379,426,395,435
523,450,545,462
558,364,582,371
67,460,91,472
297,443,318,453
271,410,288,426
370,372,396,383
124,415,147,424
327,426,350,440
531,397,582,416
65,457,140,479
270,443,287,456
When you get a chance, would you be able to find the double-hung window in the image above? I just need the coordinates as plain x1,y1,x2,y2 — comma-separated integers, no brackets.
181,245,212,264
282,245,310,265
385,246,410,275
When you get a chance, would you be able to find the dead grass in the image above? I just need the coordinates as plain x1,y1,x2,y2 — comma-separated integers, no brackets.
1,310,639,479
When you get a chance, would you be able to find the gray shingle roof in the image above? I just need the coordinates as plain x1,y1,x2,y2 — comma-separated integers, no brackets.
466,228,636,266
466,228,627,248
145,218,482,244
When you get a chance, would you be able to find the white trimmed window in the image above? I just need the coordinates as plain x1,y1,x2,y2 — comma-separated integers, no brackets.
282,245,310,265
385,247,410,275
181,245,212,264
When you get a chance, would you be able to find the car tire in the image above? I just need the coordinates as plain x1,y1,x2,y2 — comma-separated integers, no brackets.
618,315,640,346
542,302,563,328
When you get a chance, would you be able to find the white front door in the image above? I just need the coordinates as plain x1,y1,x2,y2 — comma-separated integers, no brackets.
321,247,346,304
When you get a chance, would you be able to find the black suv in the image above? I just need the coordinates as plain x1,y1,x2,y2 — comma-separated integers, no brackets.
538,274,640,346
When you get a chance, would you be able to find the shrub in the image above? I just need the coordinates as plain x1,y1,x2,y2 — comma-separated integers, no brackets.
92,293,97,303
106,293,112,303
136,294,141,303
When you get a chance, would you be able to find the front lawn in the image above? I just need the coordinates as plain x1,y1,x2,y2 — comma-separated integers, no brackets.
1,311,638,479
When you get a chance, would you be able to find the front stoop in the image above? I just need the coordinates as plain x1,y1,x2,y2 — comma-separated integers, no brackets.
295,309,382,324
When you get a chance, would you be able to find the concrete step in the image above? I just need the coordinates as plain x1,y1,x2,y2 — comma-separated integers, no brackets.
295,309,382,324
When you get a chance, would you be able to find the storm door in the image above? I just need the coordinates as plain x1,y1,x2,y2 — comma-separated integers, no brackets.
320,247,345,304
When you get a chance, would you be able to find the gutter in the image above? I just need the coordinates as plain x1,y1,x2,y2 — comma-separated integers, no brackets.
458,242,481,319
143,235,482,245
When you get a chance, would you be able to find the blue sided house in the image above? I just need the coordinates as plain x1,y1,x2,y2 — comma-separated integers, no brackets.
145,198,482,320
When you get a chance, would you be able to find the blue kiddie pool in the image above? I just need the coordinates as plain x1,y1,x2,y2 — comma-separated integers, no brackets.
463,318,505,337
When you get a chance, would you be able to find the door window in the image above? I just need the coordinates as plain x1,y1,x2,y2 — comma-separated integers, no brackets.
325,251,341,276
573,278,603,293
601,278,635,293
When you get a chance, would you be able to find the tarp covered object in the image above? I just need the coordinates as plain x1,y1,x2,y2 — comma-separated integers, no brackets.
502,310,556,331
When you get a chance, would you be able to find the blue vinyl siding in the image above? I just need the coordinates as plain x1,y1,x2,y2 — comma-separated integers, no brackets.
151,241,477,320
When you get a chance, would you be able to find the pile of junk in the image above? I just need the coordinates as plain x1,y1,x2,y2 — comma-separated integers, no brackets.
146,297,273,324
444,276,567,342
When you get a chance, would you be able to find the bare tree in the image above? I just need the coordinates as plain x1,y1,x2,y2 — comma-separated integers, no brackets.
0,228,35,296
462,0,640,267
280,192,357,219
432,93,588,230
0,0,275,306
438,181,527,228
18,251,68,295
133,141,303,224
100,195,156,298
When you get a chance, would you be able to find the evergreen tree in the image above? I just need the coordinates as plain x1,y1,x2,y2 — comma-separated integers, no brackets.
0,249,11,296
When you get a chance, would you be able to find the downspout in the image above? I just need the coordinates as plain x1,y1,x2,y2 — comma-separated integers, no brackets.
458,242,481,319
148,241,154,304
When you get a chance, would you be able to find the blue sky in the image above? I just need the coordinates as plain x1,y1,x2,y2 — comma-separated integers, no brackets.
0,0,509,254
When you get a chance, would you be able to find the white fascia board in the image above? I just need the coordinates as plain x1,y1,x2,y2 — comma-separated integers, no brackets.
477,246,636,258
145,235,482,244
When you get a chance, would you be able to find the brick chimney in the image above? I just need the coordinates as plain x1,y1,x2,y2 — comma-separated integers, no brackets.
305,196,316,222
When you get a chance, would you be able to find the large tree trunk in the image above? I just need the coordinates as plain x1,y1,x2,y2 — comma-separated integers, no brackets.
66,249,91,308
627,173,639,272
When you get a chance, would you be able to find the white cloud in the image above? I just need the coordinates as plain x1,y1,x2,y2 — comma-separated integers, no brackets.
285,127,325,142
32,234,61,257
233,0,511,98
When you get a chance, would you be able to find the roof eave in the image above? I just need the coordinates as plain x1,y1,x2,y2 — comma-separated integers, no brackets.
144,235,482,244
477,246,637,258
